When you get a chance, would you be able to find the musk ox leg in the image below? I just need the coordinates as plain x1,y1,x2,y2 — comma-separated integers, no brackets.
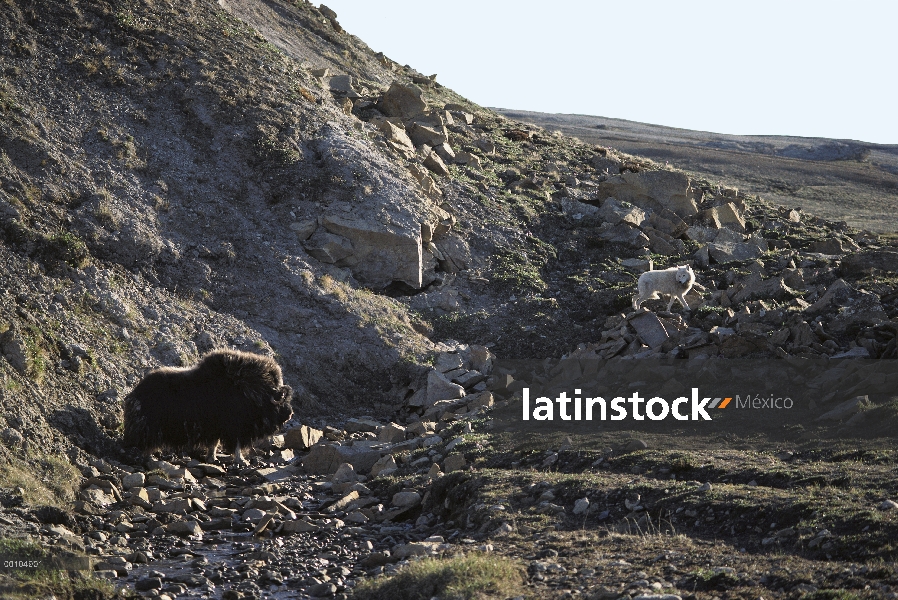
206,442,220,463
233,442,245,467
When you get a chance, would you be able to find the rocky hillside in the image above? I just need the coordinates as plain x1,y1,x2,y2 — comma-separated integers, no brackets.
496,108,898,233
2,1,898,598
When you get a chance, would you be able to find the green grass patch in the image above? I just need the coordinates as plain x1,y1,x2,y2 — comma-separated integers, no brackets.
0,82,20,113
0,454,80,507
431,310,491,342
21,325,47,383
44,231,90,268
0,538,115,600
254,135,301,167
352,553,525,600
492,249,548,292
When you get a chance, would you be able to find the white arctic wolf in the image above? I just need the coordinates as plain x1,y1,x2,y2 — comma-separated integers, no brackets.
632,264,695,311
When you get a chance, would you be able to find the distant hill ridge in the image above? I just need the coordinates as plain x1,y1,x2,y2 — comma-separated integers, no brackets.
496,108,898,232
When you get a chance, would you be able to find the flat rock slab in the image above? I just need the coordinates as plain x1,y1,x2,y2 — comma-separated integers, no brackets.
628,312,670,349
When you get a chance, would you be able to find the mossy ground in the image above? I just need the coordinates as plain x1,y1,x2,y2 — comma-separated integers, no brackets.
0,538,119,600
352,553,525,600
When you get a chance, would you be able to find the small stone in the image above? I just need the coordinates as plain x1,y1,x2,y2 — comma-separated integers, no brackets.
284,424,323,450
165,520,202,536
573,498,590,515
445,436,465,452
391,491,421,508
242,508,267,521
151,498,191,513
443,453,466,473
0,427,24,447
392,541,439,559
134,577,162,591
423,151,450,177
331,462,358,484
377,422,406,443
879,499,898,511
121,473,145,489
624,439,648,453
326,491,360,513
281,519,321,533
198,463,226,476
345,510,369,523
370,454,398,478
308,582,337,597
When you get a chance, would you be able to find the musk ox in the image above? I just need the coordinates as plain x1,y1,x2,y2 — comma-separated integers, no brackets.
123,349,293,465
632,264,696,312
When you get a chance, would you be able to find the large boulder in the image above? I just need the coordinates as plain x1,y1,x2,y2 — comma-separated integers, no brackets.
284,425,323,450
426,369,465,406
644,227,684,256
328,75,360,98
0,325,28,373
422,151,450,176
595,222,650,247
593,170,698,219
590,152,622,174
408,163,441,197
708,235,768,264
628,312,671,349
378,82,426,119
646,209,688,237
840,250,898,274
731,274,799,304
808,237,860,255
318,215,423,288
704,202,745,232
435,236,471,273
406,122,449,147
301,443,383,475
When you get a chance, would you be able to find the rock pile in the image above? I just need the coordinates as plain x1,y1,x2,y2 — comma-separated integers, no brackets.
14,345,500,597
552,184,897,361
20,436,474,597
300,343,495,476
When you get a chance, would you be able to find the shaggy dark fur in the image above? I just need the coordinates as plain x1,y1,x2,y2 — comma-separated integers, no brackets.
122,349,293,462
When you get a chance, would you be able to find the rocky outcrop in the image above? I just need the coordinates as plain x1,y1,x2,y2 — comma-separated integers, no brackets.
377,82,427,119
316,215,424,289
594,171,698,219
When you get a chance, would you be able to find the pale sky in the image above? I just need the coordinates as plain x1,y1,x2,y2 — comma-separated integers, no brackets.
321,1,897,145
